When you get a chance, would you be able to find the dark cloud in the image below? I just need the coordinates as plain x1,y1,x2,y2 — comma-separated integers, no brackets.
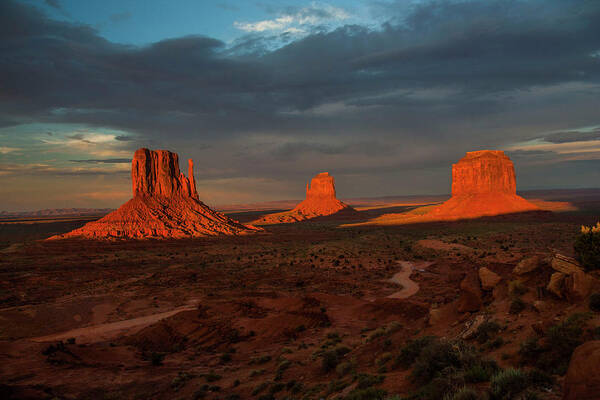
1,0,600,197
114,135,133,141
543,128,600,143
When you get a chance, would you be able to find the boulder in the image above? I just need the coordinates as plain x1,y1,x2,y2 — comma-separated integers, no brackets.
564,270,595,302
513,256,540,275
479,267,502,290
563,341,600,400
458,272,483,313
461,314,486,340
252,172,355,224
547,272,566,298
552,254,583,275
428,151,538,220
49,148,261,240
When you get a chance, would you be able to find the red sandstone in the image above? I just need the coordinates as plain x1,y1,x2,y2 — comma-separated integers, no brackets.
49,148,260,239
253,172,354,224
428,150,538,219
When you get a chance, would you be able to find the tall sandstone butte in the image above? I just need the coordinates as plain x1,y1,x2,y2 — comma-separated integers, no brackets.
50,148,261,239
428,150,538,219
253,172,354,224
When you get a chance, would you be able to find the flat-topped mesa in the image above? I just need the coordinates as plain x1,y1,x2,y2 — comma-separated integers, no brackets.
428,150,538,220
252,172,355,225
452,150,516,196
49,148,260,240
132,148,198,199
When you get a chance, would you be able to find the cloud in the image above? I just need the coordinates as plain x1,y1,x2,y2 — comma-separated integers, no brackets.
542,127,600,143
0,162,130,176
234,3,350,33
0,146,21,154
1,0,600,206
69,158,131,164
44,0,61,10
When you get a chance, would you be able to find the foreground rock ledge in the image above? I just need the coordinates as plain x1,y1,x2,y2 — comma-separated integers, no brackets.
49,148,261,240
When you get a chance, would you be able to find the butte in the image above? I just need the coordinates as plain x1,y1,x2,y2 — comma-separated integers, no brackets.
49,148,261,239
427,150,538,220
252,172,355,225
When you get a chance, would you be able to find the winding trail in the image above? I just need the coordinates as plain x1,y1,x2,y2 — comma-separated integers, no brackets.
387,261,434,299
30,301,199,344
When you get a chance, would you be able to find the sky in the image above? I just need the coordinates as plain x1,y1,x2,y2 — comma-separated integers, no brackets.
1,0,599,211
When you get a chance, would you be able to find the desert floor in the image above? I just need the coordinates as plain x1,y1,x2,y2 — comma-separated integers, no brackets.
1,191,599,400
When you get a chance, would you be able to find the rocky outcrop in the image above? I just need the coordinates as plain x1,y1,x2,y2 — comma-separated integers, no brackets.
458,272,483,313
513,256,541,275
547,272,566,298
252,172,355,225
479,267,502,290
428,150,538,220
551,254,583,275
49,148,261,240
563,341,600,400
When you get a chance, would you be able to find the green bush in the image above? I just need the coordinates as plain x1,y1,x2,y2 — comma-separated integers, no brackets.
490,368,528,399
574,223,600,271
344,387,387,400
443,386,480,400
411,340,473,384
475,321,501,344
589,293,600,312
393,336,437,369
519,313,591,375
509,298,526,315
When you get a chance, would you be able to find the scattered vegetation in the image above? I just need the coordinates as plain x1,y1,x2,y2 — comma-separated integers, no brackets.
519,312,593,374
589,292,600,312
575,222,600,271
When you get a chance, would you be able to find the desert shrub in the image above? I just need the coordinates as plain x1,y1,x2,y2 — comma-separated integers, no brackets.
321,346,351,373
490,368,528,399
393,336,437,368
589,293,600,312
526,368,554,390
463,359,499,383
252,382,269,396
376,352,393,367
509,298,526,315
508,280,528,296
574,223,600,271
475,321,501,344
250,355,271,365
345,387,387,400
171,371,193,391
203,371,221,382
443,386,480,400
355,373,384,389
150,352,165,366
519,313,591,374
336,360,354,377
411,340,476,384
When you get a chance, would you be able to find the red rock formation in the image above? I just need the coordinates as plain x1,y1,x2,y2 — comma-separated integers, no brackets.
253,172,354,224
563,341,600,400
428,150,538,219
50,148,261,239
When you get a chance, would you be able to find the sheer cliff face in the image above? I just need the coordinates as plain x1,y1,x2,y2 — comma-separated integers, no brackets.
49,148,259,240
451,151,517,196
132,148,198,199
305,172,337,200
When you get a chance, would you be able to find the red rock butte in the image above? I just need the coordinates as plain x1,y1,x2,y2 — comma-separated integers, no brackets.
253,172,354,225
428,150,538,219
49,148,261,239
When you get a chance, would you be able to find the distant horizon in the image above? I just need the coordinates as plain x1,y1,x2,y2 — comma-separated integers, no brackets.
2,186,600,214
